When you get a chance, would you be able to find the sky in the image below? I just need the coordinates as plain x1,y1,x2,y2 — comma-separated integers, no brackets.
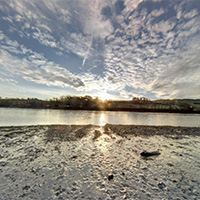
0,0,200,100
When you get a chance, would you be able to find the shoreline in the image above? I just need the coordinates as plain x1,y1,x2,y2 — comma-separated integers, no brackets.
1,125,200,199
1,106,200,114
1,124,200,137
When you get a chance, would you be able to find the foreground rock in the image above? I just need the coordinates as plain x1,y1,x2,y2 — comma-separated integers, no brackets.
140,150,161,157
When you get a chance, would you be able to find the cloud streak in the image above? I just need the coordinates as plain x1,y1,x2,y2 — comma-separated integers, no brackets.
82,35,93,67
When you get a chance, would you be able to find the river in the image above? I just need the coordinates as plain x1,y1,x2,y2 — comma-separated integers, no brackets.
0,107,200,127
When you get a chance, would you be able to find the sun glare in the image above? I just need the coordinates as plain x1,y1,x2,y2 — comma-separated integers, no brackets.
98,92,110,101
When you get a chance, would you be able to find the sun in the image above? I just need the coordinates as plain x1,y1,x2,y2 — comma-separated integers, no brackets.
98,92,110,101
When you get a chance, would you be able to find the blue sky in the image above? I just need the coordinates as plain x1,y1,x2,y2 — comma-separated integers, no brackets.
0,0,200,100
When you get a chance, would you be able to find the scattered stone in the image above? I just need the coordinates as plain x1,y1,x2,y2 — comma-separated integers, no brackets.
71,187,77,191
70,155,78,160
55,192,60,196
158,182,166,190
140,150,161,157
108,174,114,180
0,161,8,167
55,188,65,196
167,163,174,167
19,193,26,198
142,167,148,170
23,185,30,190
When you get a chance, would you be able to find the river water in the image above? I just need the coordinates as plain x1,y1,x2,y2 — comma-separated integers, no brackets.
0,107,200,127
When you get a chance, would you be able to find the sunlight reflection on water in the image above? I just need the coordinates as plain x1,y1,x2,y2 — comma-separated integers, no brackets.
100,112,106,126
0,107,200,127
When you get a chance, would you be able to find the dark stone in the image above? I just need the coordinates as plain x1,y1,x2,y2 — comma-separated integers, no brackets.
0,161,8,167
167,163,174,167
55,192,60,196
108,174,114,180
140,150,161,157
23,185,30,190
70,155,78,159
158,182,166,190
142,167,148,170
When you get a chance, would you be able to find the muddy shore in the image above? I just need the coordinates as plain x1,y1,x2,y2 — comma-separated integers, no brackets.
0,124,200,199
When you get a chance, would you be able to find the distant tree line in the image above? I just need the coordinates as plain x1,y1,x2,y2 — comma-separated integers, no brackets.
0,96,104,110
0,96,200,113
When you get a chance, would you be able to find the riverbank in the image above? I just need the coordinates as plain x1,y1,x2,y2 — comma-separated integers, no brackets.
1,97,200,114
0,125,200,199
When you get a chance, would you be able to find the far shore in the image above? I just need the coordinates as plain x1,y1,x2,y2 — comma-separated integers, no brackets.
1,96,200,114
1,106,200,114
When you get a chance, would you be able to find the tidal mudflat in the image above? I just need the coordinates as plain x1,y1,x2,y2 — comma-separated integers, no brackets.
0,124,200,199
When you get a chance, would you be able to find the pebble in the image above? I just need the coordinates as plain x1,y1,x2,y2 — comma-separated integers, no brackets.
0,161,8,167
158,182,166,190
23,185,30,190
71,187,77,191
108,174,114,180
70,155,78,159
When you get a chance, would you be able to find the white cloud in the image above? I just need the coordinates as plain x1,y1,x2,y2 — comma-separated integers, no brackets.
124,0,143,12
0,77,17,84
0,32,5,40
84,17,114,39
150,52,200,98
184,9,198,19
55,51,63,56
32,30,58,48
100,0,200,99
0,49,85,88
151,8,165,17
151,20,176,34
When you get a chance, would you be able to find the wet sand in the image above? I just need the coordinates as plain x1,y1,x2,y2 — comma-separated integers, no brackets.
0,124,200,199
